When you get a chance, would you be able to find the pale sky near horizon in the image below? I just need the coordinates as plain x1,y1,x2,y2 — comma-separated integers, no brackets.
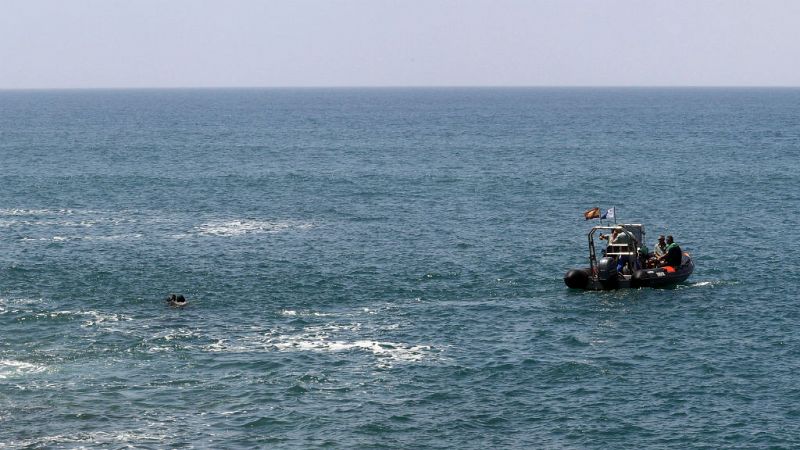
1,0,799,89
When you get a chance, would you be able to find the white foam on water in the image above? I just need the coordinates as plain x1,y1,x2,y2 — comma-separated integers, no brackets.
158,328,198,341
679,280,734,289
16,233,144,242
204,335,435,366
0,360,47,379
0,297,44,315
0,211,142,239
138,328,201,353
193,219,314,237
15,235,78,242
204,327,434,366
0,430,169,448
279,309,334,317
205,339,231,352
0,208,77,216
203,336,268,353
272,338,433,363
1,307,132,329
87,233,144,241
7,297,44,305
302,323,363,334
79,311,133,327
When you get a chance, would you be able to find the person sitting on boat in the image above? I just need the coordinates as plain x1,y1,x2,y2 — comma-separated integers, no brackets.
646,235,667,268
658,235,682,269
653,235,667,258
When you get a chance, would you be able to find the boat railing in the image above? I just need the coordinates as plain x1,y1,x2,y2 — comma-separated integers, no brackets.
587,226,642,276
604,243,637,257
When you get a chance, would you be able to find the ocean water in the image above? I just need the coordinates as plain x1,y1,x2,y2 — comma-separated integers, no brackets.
1,88,799,448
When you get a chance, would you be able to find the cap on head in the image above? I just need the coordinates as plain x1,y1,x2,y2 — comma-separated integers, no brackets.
658,235,665,240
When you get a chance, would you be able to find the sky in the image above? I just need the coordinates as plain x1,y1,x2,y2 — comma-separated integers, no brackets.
1,0,799,88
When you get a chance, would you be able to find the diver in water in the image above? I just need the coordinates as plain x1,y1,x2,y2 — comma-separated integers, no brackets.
167,293,187,306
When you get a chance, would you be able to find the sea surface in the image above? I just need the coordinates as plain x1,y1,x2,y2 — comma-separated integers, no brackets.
1,88,799,448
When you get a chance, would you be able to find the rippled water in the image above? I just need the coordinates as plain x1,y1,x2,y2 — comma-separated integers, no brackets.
1,88,799,448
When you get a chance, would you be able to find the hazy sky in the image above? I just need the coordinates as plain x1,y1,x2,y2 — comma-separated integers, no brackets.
2,0,799,88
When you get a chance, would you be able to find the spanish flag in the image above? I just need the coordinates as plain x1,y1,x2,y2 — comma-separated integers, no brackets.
584,207,601,220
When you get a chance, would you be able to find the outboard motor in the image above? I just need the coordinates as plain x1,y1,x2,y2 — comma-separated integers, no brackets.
597,256,618,289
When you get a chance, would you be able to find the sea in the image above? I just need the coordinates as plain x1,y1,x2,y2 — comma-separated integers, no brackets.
1,88,799,448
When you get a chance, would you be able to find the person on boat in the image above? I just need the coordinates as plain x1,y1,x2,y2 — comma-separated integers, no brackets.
646,235,668,268
653,235,667,258
601,228,634,272
600,228,630,251
599,228,619,256
659,235,682,268
613,228,631,245
599,228,619,244
615,231,639,273
636,244,649,269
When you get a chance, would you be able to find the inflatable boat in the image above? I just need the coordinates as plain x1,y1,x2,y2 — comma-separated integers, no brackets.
564,223,693,290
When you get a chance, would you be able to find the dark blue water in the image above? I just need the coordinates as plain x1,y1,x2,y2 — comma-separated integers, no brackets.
1,88,799,448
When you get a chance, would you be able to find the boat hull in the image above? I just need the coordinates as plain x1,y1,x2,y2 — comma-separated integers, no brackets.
631,254,693,288
564,253,694,290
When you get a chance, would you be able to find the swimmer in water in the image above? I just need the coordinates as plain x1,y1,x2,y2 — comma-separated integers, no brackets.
167,293,187,306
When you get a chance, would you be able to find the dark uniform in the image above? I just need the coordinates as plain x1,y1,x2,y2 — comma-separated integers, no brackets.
665,243,682,268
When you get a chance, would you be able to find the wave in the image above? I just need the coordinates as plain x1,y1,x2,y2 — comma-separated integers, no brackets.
0,302,132,329
1,215,135,234
1,209,314,242
0,208,78,216
280,309,333,317
202,322,437,367
0,208,143,242
191,219,314,237
0,219,103,228
273,338,434,363
78,310,133,327
204,335,435,366
17,233,144,242
0,296,47,315
0,359,47,379
0,430,169,448
677,279,739,289
141,328,202,353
